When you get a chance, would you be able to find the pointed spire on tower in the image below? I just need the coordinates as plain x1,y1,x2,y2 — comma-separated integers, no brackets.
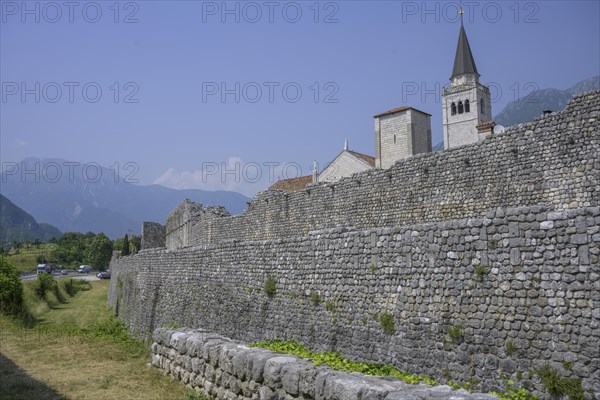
344,138,348,151
451,8,479,80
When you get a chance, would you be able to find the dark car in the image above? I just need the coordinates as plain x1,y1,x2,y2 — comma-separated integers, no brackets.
97,271,111,279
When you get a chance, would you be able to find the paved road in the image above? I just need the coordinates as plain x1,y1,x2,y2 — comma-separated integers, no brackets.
20,271,100,281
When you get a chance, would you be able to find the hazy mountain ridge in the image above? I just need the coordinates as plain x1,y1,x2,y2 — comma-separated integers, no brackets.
0,194,62,244
494,75,600,127
0,158,250,239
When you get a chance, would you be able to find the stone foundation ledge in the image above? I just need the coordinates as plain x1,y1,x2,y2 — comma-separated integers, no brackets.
151,328,498,400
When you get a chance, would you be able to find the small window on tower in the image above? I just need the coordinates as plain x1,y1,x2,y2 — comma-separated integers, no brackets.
480,98,484,112
458,101,464,114
465,99,470,113
451,102,457,115
394,135,396,144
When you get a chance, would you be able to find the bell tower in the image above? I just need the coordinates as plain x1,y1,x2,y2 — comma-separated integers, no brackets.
442,12,492,149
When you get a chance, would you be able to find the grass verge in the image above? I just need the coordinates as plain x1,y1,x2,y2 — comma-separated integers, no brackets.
0,278,195,400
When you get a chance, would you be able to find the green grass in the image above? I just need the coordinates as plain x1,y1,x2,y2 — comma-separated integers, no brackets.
5,244,58,273
250,339,437,385
251,339,537,399
0,278,197,400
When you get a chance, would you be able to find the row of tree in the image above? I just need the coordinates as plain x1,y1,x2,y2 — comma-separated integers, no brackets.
35,233,139,270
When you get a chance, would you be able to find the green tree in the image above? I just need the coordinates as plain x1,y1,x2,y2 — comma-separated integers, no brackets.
51,232,97,266
122,234,130,256
0,257,24,315
86,233,113,270
112,237,124,252
129,235,141,254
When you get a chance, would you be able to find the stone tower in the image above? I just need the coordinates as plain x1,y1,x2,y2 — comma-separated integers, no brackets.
442,21,492,149
374,106,432,169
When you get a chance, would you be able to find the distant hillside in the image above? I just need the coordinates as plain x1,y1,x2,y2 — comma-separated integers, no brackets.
0,158,250,239
0,194,62,244
495,75,599,127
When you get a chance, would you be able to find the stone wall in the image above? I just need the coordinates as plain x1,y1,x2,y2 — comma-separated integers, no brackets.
151,328,497,400
109,205,600,397
141,222,166,250
159,91,600,249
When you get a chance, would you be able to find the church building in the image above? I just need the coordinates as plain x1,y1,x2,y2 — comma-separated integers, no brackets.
270,17,493,192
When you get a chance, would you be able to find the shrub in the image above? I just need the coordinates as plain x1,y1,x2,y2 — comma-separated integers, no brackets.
535,364,585,400
0,257,24,315
380,312,396,334
264,276,276,297
185,390,211,400
35,272,56,300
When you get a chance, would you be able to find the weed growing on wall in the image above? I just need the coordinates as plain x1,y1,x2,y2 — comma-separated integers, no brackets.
535,364,585,400
448,324,464,343
310,290,321,305
264,276,276,297
379,312,396,334
473,263,490,279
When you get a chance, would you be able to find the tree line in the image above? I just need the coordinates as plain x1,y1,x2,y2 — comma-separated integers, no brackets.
2,232,140,271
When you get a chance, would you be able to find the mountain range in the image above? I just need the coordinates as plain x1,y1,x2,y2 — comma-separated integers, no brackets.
494,75,599,127
0,194,62,245
0,158,249,239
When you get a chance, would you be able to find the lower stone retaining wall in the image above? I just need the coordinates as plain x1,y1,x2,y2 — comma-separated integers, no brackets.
151,328,497,400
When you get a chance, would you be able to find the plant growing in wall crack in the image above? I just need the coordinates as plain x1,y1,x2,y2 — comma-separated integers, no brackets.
325,300,336,312
379,312,396,334
310,290,321,305
448,324,464,344
264,276,276,297
505,341,519,357
473,263,490,279
535,364,585,400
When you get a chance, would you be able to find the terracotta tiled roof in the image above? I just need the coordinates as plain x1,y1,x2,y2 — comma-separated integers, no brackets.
348,151,375,167
374,106,431,118
269,175,313,192
476,121,496,129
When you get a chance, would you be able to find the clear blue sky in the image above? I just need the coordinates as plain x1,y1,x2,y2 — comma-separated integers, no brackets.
2,0,599,196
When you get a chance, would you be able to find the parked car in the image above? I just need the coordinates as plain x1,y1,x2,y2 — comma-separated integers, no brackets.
61,269,68,275
97,271,111,279
78,265,92,274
